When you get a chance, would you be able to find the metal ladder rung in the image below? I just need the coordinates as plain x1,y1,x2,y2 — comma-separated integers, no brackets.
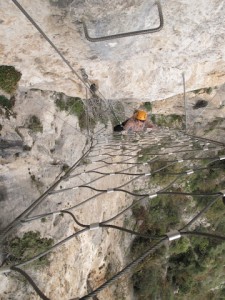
82,1,164,42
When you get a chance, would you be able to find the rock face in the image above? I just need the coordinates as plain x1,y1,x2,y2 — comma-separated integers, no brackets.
0,88,134,299
0,89,86,227
1,0,225,101
152,82,225,141
1,1,225,299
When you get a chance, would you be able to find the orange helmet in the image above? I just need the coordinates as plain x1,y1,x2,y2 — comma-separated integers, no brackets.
135,110,147,121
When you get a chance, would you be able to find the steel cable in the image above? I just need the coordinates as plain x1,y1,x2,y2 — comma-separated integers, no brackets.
2,130,225,300
179,195,222,231
102,175,183,225
11,0,122,126
8,229,225,300
0,139,95,243
11,266,50,300
11,0,94,94
77,238,167,300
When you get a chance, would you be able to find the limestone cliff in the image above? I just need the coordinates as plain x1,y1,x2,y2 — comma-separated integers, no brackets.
1,0,225,101
1,1,225,299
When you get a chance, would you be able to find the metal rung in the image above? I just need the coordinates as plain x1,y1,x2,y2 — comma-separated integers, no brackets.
82,1,163,42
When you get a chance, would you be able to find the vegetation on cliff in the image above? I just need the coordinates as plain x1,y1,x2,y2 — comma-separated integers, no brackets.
131,142,225,299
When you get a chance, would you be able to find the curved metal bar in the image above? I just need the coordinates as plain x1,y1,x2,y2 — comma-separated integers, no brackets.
82,1,164,42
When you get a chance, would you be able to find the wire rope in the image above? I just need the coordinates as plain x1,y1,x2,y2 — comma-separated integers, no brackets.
2,128,225,300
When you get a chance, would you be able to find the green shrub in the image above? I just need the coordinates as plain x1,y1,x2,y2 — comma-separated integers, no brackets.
0,95,13,109
204,117,223,133
65,97,84,117
132,265,172,299
6,231,53,266
193,88,202,94
55,95,90,129
185,160,225,210
61,163,70,172
0,65,21,94
55,95,84,116
169,237,190,255
151,114,156,123
166,233,225,297
55,97,67,111
150,160,184,187
192,87,213,95
205,87,213,94
27,115,43,133
131,142,225,298
150,114,184,129
55,93,110,130
137,144,159,163
143,102,152,112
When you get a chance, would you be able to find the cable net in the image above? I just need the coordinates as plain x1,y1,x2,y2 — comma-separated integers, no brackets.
6,1,225,298
1,128,225,299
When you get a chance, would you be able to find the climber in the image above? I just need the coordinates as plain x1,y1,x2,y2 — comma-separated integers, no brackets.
113,110,155,133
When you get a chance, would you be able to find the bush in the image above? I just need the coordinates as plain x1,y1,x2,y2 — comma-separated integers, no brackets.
185,161,225,212
55,95,90,129
132,266,169,299
27,115,43,133
151,114,184,129
66,97,84,117
204,117,223,133
192,87,213,95
55,95,84,116
151,114,156,123
0,95,13,109
167,234,225,296
0,65,21,94
131,141,225,298
143,102,152,112
6,231,54,267
137,144,159,163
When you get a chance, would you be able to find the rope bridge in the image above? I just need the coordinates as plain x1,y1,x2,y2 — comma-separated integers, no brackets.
1,128,225,299
2,1,224,299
